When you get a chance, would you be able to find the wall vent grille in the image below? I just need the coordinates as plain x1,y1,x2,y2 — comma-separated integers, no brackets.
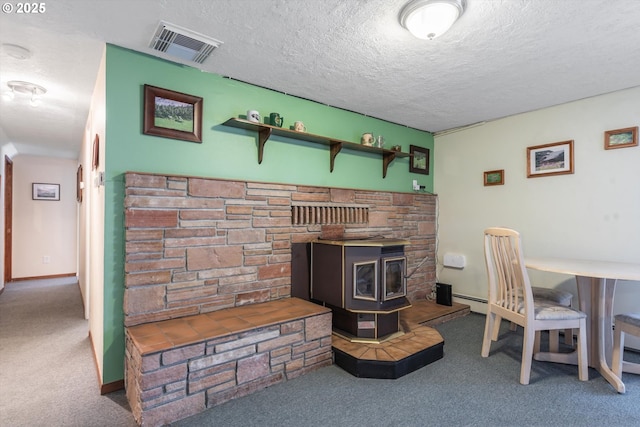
149,21,222,64
292,203,369,225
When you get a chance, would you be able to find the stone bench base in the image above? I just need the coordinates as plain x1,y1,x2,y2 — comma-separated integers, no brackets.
125,298,332,426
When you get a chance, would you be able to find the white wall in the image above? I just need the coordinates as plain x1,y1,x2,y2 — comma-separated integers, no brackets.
12,155,77,278
86,49,106,380
434,86,640,348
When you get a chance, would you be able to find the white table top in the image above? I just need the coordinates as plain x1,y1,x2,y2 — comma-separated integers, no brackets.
525,257,640,281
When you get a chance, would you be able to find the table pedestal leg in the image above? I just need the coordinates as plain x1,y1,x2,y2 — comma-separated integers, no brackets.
534,276,626,392
576,276,624,392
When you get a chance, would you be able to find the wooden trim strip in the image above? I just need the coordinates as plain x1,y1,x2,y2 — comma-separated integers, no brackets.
11,272,76,282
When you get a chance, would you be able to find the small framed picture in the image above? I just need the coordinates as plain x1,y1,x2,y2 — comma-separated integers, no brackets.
527,140,574,178
33,183,60,201
76,165,83,203
409,145,430,175
143,84,203,143
92,134,100,170
604,126,638,150
484,169,504,186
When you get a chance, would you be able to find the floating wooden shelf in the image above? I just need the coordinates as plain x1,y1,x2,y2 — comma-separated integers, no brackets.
222,118,411,178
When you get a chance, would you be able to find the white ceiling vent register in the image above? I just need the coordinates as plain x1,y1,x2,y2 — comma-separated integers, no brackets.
149,21,223,64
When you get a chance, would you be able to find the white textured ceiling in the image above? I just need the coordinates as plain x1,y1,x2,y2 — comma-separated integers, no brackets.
1,0,640,159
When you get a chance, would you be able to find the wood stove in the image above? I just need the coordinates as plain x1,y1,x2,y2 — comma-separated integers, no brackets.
311,238,411,342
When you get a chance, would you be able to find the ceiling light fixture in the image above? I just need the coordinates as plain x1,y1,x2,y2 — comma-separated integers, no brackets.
399,0,465,40
1,43,32,60
30,91,42,107
3,87,15,101
5,80,47,106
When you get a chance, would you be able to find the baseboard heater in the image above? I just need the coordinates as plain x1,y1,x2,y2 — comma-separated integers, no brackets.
452,293,487,304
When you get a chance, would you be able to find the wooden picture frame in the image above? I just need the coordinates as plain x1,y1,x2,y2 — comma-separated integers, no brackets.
76,165,83,203
32,183,60,201
484,169,504,186
92,134,99,170
526,140,574,178
604,126,638,150
409,145,430,175
143,84,203,143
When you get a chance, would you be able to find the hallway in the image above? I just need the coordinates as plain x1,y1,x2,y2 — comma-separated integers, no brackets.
0,277,136,426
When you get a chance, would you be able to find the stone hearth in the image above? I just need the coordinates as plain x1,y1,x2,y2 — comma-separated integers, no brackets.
331,300,470,378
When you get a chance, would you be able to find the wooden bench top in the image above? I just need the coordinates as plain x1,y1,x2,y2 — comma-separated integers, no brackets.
126,297,330,355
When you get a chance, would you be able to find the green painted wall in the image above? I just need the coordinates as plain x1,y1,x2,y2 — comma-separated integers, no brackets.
103,44,434,382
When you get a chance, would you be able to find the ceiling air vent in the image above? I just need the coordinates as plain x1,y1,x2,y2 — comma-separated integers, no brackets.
149,21,222,64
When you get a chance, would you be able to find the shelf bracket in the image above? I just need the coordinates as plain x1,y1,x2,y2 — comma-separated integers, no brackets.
382,152,397,178
257,127,272,164
329,141,343,172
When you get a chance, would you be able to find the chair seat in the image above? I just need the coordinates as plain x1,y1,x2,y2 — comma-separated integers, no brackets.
501,300,585,320
531,287,573,306
615,313,640,328
527,301,586,321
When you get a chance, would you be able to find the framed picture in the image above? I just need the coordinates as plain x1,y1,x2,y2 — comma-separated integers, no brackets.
604,126,638,150
143,84,203,143
484,169,504,186
32,183,60,201
526,140,574,178
409,145,430,175
76,165,83,203
92,134,99,170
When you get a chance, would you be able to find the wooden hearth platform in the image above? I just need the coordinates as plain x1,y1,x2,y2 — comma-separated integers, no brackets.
401,300,471,327
332,300,470,379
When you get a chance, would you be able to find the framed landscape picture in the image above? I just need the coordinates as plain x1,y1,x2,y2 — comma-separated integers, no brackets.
484,169,504,186
526,140,574,178
604,126,638,150
409,145,430,175
143,85,203,143
33,183,60,201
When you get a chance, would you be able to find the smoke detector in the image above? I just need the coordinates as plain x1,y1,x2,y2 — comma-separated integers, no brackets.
149,21,222,64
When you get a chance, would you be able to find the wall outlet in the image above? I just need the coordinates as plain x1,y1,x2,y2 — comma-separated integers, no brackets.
43,255,50,264
412,179,420,191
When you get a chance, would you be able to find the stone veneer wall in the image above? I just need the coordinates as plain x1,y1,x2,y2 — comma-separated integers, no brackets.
125,300,332,426
123,172,437,327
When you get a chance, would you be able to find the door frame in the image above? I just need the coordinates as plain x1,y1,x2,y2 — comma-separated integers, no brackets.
4,155,13,283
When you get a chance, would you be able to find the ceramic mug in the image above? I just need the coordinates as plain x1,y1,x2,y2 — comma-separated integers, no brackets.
294,121,306,132
247,110,261,123
270,113,284,127
361,132,375,146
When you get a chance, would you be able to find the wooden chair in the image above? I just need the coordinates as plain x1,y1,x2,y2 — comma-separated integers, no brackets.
612,313,640,393
509,287,575,352
481,227,588,385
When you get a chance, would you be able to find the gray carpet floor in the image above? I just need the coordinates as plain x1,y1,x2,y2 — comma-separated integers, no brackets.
1,278,638,426
0,277,136,427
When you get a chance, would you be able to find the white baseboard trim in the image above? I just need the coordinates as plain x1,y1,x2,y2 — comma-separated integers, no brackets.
452,293,487,314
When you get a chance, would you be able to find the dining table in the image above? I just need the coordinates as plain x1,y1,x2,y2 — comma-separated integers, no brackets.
525,257,640,393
